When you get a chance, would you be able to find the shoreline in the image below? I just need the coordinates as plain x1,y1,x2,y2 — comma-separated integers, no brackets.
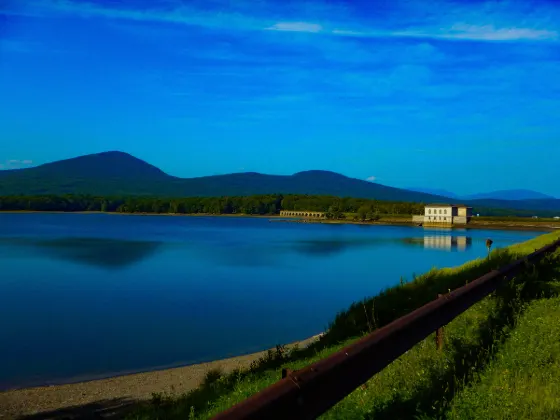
0,334,322,419
2,210,559,231
0,214,556,418
308,219,559,232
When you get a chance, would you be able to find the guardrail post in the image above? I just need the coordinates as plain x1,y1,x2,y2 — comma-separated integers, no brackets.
436,294,444,351
282,368,292,379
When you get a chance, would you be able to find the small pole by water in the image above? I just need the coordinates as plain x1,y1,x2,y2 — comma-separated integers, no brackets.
486,238,493,258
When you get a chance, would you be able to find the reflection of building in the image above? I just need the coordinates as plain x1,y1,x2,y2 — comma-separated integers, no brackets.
279,211,326,218
455,236,469,251
424,235,472,251
412,204,473,226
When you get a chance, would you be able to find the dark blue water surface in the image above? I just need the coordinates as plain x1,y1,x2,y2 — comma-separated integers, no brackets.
0,213,541,389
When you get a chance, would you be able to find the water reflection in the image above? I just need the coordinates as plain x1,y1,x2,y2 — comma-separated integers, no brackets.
203,245,282,267
403,235,472,251
294,240,349,256
1,237,162,269
292,237,400,257
424,235,472,251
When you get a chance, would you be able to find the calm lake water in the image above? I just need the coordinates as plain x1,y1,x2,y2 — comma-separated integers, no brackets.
0,213,541,390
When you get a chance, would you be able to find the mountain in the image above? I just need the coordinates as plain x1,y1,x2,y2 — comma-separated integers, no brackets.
1,151,559,215
407,187,459,199
408,187,555,201
0,152,450,202
463,189,556,201
467,198,560,214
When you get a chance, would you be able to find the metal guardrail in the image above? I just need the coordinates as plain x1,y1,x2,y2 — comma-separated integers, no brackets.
212,238,560,420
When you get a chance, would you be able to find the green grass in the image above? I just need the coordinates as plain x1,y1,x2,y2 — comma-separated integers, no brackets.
442,296,560,420
321,249,560,420
127,231,560,420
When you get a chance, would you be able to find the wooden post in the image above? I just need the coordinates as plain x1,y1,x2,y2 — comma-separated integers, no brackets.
436,294,444,350
281,368,292,379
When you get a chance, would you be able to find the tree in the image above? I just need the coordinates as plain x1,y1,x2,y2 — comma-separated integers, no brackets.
357,206,368,221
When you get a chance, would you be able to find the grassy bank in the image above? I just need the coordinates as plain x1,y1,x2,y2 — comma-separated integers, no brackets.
443,296,560,420
127,231,560,420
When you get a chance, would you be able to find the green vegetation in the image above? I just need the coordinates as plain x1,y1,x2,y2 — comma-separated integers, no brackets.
127,232,560,420
444,297,560,420
0,194,424,217
1,151,559,215
1,194,558,219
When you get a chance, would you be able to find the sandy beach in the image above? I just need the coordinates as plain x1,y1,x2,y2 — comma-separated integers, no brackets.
0,334,321,419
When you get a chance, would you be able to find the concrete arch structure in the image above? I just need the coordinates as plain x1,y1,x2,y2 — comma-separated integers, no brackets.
280,210,326,219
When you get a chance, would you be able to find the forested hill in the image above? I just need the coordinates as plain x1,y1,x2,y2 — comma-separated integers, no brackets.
0,151,448,202
1,152,559,214
1,194,558,218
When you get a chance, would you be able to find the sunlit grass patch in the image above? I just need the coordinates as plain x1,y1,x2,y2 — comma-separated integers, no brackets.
443,296,560,420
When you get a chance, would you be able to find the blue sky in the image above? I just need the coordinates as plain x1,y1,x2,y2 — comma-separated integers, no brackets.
1,0,559,196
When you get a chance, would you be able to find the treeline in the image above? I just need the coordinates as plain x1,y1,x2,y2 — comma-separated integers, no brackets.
0,194,553,218
0,194,425,218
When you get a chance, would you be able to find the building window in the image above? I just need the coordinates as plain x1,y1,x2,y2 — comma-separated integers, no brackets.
428,209,431,214
444,209,447,214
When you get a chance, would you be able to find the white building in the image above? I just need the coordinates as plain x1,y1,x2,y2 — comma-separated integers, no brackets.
412,204,473,225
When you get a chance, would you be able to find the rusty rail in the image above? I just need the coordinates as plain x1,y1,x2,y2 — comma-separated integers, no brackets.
212,239,560,420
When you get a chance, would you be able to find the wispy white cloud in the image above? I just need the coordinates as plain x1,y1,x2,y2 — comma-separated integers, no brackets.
3,0,559,134
266,22,323,33
2,0,267,31
1,159,34,169
366,176,377,182
327,25,558,42
443,23,558,41
2,0,558,43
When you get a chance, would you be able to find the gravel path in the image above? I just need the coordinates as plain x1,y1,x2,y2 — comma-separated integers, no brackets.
0,334,321,419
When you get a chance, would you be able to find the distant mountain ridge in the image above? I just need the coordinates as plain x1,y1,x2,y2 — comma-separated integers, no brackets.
1,151,559,214
409,187,555,201
407,187,459,199
463,189,556,201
